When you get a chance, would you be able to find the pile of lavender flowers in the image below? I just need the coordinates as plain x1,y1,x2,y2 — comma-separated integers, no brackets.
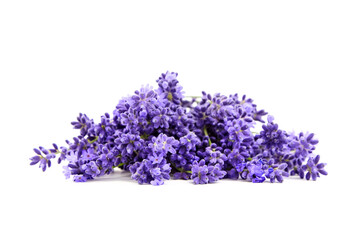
30,71,327,185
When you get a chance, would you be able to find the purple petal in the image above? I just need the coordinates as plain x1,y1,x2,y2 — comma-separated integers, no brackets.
306,133,314,141
278,163,287,170
33,148,42,155
316,163,326,169
311,172,317,181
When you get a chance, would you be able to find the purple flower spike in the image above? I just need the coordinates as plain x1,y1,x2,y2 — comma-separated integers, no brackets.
245,160,266,183
157,71,184,105
258,117,287,150
81,161,101,178
191,160,209,184
152,108,170,129
265,163,289,183
73,175,87,182
300,155,327,181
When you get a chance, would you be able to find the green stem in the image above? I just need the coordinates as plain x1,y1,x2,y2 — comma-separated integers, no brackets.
88,136,99,144
170,162,192,174
113,163,124,169
204,127,212,146
171,162,183,172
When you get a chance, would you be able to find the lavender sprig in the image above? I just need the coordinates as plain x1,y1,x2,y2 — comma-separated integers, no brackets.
29,71,327,185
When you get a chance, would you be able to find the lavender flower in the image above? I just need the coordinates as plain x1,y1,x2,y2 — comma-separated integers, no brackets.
80,148,97,161
29,147,55,171
178,132,201,153
191,160,226,184
71,113,94,136
65,150,78,164
73,175,87,182
203,147,227,166
157,71,184,105
258,116,287,150
92,113,115,141
300,155,327,180
225,119,252,142
207,164,227,183
63,165,71,179
81,161,101,178
115,133,143,155
150,133,179,154
130,85,157,112
240,160,266,183
289,132,319,158
191,160,209,184
152,108,170,129
129,156,171,185
29,71,327,185
265,163,289,183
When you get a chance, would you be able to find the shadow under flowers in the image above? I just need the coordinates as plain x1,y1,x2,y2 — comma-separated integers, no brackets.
86,169,308,184
89,169,136,183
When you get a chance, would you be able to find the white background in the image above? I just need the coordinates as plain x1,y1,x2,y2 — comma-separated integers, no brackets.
0,1,359,239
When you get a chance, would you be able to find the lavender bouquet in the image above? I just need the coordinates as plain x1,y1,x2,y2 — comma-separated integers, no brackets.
30,71,327,185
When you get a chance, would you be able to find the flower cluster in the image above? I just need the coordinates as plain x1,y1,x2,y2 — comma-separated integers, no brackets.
29,71,327,185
